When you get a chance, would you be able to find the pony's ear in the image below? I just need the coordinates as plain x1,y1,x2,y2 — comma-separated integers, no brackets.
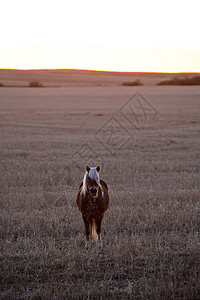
96,165,101,172
86,166,90,172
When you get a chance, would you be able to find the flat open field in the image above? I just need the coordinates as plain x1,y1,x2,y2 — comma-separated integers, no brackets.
0,71,200,299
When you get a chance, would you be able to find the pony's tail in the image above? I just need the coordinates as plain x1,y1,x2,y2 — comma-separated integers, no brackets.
92,218,97,240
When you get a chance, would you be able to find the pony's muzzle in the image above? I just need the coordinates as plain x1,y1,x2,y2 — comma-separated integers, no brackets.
90,187,97,197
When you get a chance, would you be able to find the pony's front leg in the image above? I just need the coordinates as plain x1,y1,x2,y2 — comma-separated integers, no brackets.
96,219,103,248
82,215,90,250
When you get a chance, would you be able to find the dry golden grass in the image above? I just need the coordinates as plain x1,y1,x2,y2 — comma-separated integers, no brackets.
0,81,200,299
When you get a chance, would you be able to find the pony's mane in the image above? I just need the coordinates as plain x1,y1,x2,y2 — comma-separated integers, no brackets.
81,167,100,195
81,171,89,195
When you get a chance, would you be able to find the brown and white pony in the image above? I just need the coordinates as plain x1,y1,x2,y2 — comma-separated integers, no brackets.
76,166,109,249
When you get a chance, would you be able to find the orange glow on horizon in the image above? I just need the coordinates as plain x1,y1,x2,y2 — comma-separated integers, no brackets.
1,67,199,75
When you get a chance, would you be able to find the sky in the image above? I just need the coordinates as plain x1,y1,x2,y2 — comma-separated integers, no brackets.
0,0,200,72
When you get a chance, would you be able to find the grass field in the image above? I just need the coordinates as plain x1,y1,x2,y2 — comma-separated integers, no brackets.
0,72,200,299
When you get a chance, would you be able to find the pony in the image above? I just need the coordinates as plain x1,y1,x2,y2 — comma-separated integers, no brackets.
76,165,109,249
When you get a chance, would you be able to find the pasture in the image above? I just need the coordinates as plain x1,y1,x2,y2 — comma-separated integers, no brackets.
0,74,200,299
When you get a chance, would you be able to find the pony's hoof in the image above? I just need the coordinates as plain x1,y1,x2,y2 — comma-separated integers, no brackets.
85,243,89,250
98,241,103,248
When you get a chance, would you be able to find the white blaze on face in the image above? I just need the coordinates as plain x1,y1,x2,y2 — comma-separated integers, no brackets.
88,167,99,183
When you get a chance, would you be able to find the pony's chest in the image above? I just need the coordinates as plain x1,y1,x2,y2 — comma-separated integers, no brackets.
88,197,99,207
84,197,102,212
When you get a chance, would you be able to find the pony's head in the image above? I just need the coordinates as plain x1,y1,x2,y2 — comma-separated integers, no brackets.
82,165,101,197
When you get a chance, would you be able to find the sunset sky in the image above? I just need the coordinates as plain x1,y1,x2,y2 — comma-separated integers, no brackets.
1,0,200,72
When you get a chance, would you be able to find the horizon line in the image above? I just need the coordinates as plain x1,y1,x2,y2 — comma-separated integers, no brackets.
0,68,200,74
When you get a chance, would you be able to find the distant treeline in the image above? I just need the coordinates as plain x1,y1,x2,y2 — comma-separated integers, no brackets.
1,76,200,88
157,76,200,86
121,76,200,86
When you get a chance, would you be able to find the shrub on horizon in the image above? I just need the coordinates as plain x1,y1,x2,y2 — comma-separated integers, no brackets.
29,80,43,87
157,76,200,86
121,79,144,86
